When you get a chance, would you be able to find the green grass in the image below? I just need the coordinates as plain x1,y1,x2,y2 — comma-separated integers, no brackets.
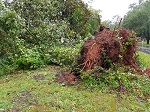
138,52,150,68
138,41,150,47
0,65,150,112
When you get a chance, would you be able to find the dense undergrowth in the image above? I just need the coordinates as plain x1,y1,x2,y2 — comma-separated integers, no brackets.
77,51,150,97
0,0,99,76
0,45,81,76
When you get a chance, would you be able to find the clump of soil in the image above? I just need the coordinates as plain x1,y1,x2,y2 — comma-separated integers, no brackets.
55,70,77,83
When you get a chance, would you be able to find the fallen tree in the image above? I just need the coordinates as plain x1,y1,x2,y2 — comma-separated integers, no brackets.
77,26,139,72
56,25,150,84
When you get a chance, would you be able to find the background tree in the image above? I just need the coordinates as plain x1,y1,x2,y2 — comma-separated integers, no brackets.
86,8,101,35
102,15,122,30
63,0,100,37
6,0,100,46
0,0,2,10
128,3,137,10
122,0,150,44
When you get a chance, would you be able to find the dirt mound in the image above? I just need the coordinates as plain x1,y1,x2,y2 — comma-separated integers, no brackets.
78,26,139,72
55,71,77,83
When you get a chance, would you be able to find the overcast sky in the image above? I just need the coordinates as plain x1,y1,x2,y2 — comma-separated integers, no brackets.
83,0,139,21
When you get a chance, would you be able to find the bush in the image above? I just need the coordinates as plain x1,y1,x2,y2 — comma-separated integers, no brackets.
0,56,17,76
16,48,45,69
48,46,80,66
0,10,22,56
0,0,100,76
80,66,145,90
79,66,150,99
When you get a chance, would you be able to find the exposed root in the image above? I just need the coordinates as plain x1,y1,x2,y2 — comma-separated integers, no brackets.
77,26,142,74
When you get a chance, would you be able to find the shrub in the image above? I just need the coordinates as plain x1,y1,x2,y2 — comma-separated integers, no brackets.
16,48,44,69
79,66,150,99
80,67,137,89
0,10,22,56
0,0,100,76
0,56,17,76
48,46,80,66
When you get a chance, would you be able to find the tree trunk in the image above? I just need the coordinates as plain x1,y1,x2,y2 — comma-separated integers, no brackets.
147,39,149,44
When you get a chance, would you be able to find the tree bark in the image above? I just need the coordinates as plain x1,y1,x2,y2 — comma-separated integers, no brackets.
147,39,149,44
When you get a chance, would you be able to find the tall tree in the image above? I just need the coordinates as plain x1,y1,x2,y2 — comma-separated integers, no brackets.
0,0,3,12
63,0,100,37
128,3,137,10
122,0,150,44
139,0,145,4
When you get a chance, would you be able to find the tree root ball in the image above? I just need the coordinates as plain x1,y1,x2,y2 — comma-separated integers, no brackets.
78,26,139,72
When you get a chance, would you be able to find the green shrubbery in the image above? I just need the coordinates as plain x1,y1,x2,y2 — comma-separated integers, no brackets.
0,58,14,75
80,66,134,89
80,66,150,98
49,46,80,66
0,45,80,76
0,10,21,56
16,46,80,69
16,48,44,69
0,0,100,76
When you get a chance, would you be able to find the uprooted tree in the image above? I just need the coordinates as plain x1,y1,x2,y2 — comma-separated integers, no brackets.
56,25,150,84
77,26,139,72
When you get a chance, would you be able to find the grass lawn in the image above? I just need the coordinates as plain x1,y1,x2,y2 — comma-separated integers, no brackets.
138,52,150,68
0,65,150,112
138,41,150,47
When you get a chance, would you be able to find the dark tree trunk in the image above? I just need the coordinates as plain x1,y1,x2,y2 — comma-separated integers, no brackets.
147,39,149,44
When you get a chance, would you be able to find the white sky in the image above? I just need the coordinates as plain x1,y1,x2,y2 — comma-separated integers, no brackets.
83,0,139,21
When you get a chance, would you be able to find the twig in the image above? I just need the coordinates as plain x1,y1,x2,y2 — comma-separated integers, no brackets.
113,18,122,31
112,18,123,37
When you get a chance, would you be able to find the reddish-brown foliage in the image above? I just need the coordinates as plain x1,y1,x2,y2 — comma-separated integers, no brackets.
78,26,140,72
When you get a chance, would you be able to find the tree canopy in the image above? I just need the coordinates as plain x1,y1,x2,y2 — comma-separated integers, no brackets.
0,0,101,74
122,0,150,44
0,0,100,55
